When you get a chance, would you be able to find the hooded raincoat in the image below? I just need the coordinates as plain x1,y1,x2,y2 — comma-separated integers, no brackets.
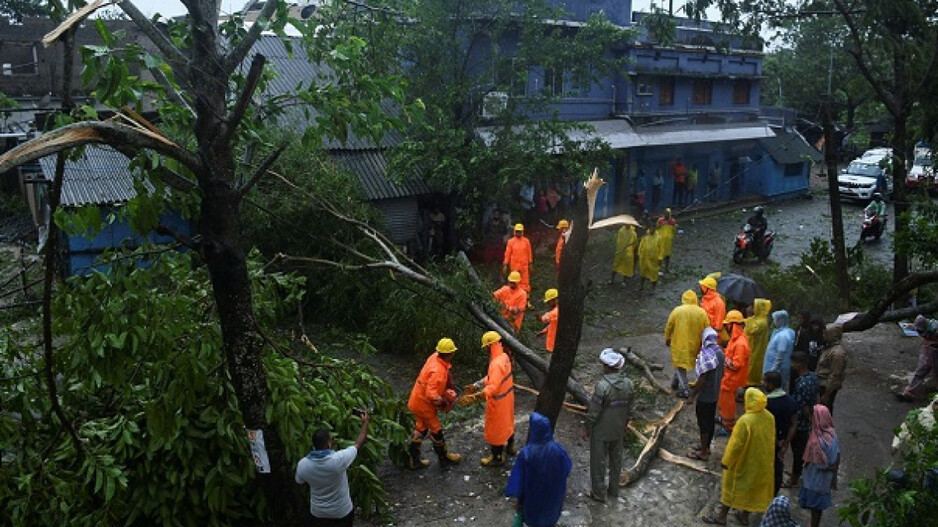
540,305,559,352
657,215,677,259
503,235,533,292
763,310,796,388
612,226,637,277
493,285,528,332
481,341,515,446
745,299,773,386
719,323,751,429
721,388,775,512
700,288,726,333
505,412,572,527
664,290,710,370
638,230,660,282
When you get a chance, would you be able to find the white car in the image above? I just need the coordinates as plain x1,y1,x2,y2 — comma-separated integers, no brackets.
906,149,934,190
838,149,893,202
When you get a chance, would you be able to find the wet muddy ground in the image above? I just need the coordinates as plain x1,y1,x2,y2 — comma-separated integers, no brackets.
363,178,928,526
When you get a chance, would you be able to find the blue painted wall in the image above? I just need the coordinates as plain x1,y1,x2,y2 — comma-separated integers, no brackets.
66,208,191,276
546,0,633,26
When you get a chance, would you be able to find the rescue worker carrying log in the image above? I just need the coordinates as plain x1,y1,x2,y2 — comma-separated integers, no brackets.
503,223,533,293
458,331,516,466
406,338,461,470
494,271,528,332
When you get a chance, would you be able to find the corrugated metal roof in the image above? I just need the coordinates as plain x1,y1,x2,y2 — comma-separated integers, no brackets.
37,146,152,207
759,127,822,164
477,119,775,151
248,35,400,150
329,150,430,200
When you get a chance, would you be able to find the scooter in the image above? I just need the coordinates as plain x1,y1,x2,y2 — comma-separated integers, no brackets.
733,223,775,264
859,210,886,242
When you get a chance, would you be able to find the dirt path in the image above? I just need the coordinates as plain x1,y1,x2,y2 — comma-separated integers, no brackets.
362,188,927,526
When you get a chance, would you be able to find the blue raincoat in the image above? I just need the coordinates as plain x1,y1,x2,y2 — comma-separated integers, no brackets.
763,310,796,388
505,412,572,527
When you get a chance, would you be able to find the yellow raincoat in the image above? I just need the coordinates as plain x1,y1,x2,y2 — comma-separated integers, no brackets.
638,230,660,282
720,388,775,512
664,290,710,369
657,216,676,259
744,298,773,385
612,226,637,277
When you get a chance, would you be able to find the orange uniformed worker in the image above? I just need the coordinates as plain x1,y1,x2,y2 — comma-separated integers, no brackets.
555,219,570,274
493,271,528,332
503,223,533,293
538,288,560,352
699,276,727,340
459,331,516,466
719,311,751,434
406,338,462,469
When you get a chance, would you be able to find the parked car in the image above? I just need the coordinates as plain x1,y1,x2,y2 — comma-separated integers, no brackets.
838,148,893,202
906,149,934,190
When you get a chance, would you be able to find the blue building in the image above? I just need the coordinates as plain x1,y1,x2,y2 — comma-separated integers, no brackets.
21,146,191,277
477,2,819,220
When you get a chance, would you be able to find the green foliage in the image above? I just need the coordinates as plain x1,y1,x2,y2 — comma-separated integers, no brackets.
0,250,408,525
0,0,45,21
896,196,938,269
751,237,892,318
839,403,938,526
639,7,678,47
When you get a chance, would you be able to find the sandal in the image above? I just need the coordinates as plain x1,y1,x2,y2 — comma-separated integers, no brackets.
687,450,710,461
701,515,727,525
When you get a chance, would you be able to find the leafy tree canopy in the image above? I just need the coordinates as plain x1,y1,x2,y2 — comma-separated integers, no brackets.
0,0,45,21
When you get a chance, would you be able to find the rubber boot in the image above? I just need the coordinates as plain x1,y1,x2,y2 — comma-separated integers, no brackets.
481,445,505,467
407,439,430,470
431,432,461,467
506,434,518,457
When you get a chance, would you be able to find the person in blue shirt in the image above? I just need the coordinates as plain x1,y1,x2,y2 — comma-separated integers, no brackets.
505,412,572,527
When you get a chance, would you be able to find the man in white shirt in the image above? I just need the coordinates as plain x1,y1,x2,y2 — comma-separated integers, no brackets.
295,412,370,526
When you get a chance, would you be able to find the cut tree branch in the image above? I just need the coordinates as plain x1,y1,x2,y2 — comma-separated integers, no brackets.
222,0,280,76
225,54,267,146
239,143,286,197
0,121,202,177
842,271,938,332
117,0,188,68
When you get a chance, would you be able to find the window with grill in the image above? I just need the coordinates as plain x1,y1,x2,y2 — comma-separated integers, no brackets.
1,42,38,76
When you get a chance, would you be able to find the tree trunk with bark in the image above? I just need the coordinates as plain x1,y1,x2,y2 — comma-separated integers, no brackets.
822,98,850,306
534,191,589,428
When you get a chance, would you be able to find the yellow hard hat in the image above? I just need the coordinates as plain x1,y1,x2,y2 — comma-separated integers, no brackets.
699,276,718,290
481,331,501,348
507,271,521,283
556,219,569,230
724,310,745,324
436,338,457,354
544,288,558,302
514,223,524,232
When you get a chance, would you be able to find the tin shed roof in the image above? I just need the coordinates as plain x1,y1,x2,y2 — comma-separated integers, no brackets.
37,146,152,207
759,127,822,164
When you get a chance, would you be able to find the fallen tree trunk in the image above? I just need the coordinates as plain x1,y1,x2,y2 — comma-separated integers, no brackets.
620,400,684,486
842,271,938,332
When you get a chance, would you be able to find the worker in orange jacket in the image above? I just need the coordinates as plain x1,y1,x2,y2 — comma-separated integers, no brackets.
719,311,751,434
407,338,462,469
493,271,528,332
554,219,569,274
503,223,533,293
699,276,727,342
538,288,559,352
459,331,516,466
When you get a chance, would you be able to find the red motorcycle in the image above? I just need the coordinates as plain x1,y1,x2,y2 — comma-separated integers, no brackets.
859,210,886,242
733,224,775,264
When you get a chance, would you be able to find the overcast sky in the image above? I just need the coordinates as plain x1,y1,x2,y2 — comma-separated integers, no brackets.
126,0,703,20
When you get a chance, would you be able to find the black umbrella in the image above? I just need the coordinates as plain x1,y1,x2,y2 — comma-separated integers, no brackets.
717,273,767,306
